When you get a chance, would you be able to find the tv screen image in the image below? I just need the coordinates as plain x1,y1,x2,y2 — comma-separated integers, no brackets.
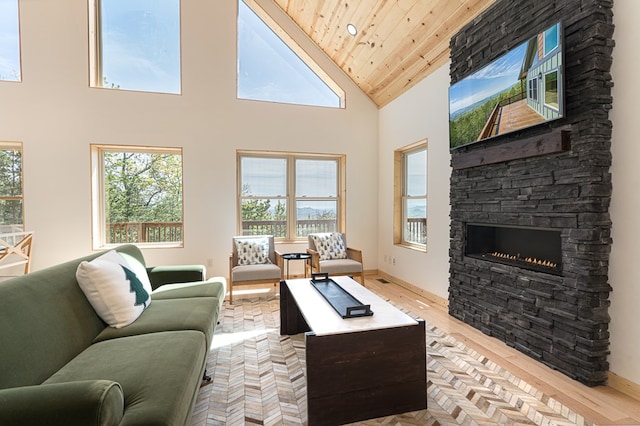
449,22,564,150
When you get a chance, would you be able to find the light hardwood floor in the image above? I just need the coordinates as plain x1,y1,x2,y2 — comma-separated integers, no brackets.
363,274,640,426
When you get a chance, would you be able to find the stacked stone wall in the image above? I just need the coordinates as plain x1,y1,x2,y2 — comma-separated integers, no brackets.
448,0,614,385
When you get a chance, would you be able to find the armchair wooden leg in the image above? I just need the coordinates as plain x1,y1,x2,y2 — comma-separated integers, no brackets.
229,282,233,304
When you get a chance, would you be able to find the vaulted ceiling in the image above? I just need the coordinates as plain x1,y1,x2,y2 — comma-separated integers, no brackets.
273,0,496,107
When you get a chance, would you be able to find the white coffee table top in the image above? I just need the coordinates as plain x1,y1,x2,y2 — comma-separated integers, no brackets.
284,275,418,336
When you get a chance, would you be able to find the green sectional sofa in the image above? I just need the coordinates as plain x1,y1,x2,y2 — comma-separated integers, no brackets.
0,244,226,426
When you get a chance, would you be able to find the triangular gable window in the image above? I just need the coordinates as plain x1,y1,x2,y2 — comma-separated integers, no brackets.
237,0,344,108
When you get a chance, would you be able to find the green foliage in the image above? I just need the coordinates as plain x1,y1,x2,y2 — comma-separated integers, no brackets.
102,76,120,89
449,82,524,148
316,210,336,220
0,149,23,226
240,184,286,221
104,151,182,225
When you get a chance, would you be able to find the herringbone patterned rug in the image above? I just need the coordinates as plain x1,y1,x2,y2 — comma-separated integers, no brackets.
190,296,591,425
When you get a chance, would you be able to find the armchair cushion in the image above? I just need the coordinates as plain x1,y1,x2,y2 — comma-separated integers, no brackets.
232,263,282,282
234,236,271,265
310,232,348,260
319,258,363,275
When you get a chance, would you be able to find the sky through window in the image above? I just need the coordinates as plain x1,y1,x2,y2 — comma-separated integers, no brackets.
237,0,341,108
0,0,21,82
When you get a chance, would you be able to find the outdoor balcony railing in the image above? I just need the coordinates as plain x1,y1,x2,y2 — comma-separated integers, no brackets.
107,217,427,244
107,222,183,244
405,217,427,245
241,219,336,237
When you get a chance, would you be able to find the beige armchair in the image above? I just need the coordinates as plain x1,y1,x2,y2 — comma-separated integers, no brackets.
229,235,283,304
307,232,364,285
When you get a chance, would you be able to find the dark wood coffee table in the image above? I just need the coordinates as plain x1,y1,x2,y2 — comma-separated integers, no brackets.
280,276,427,425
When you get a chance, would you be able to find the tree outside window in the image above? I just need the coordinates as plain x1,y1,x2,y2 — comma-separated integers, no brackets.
92,145,183,247
0,142,23,230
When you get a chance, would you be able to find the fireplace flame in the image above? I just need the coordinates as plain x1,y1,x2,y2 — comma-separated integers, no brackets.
490,252,557,269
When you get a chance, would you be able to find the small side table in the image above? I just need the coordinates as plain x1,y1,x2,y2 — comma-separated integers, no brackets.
281,253,312,279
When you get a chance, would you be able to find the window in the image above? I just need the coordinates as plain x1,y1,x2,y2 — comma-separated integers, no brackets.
91,145,183,248
543,23,559,56
89,0,181,94
237,0,344,108
0,0,21,82
528,77,538,101
544,70,559,110
237,151,345,240
394,141,427,249
0,142,23,229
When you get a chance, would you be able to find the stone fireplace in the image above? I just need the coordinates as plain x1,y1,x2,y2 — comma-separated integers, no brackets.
465,224,562,276
448,0,614,386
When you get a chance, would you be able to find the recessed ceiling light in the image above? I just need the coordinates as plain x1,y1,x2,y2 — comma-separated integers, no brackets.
347,23,358,36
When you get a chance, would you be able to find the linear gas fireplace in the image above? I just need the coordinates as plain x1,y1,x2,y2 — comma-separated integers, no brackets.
465,224,562,276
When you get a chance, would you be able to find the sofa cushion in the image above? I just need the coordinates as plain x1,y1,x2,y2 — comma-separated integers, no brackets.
311,232,348,260
45,331,207,426
76,250,152,329
93,297,219,348
235,236,271,265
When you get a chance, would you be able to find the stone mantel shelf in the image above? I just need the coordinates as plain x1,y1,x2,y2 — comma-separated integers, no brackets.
451,129,571,170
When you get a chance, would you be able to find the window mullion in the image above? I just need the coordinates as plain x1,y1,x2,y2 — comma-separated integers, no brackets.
288,156,296,240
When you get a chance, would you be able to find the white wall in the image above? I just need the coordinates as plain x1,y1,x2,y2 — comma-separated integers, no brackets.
609,0,640,386
377,65,452,299
0,0,379,276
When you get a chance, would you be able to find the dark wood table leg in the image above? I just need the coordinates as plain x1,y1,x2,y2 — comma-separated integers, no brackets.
279,280,310,335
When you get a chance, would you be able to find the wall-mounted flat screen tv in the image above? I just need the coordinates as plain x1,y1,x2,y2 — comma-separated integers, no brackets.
449,22,564,150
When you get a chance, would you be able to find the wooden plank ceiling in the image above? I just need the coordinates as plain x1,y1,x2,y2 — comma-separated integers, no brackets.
273,0,496,107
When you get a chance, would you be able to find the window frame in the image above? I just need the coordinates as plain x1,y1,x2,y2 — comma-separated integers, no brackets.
237,150,346,242
88,0,182,94
90,144,184,250
529,77,538,101
394,140,427,251
543,70,559,111
543,23,560,56
0,141,24,230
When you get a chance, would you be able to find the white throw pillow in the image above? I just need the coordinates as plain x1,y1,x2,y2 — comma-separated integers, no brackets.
235,237,272,265
76,250,152,329
118,251,153,296
311,233,347,261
